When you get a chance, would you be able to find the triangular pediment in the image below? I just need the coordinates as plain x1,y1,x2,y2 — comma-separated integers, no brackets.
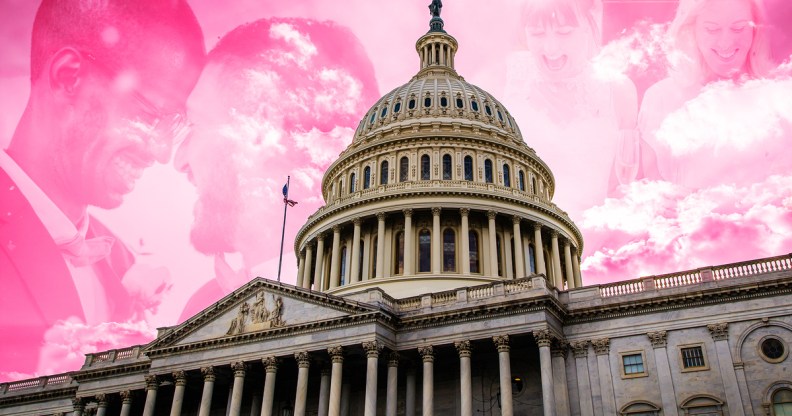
146,279,382,351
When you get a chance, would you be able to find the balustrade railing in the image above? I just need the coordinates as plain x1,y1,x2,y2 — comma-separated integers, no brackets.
1,373,73,395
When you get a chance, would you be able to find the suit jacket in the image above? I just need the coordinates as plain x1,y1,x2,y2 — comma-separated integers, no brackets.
0,167,135,374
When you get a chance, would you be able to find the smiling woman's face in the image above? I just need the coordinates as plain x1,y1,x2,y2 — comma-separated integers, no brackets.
524,4,593,80
694,0,754,79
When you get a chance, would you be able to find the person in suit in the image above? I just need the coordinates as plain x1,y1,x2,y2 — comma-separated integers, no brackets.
0,0,205,376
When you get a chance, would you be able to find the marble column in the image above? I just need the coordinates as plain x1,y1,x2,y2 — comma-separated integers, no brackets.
318,367,331,416
460,208,471,275
363,341,382,416
303,245,314,289
199,367,216,416
487,211,498,276
376,212,386,278
250,392,262,416
296,253,306,288
261,357,279,416
329,225,342,289
328,346,345,416
571,250,582,288
533,330,557,416
340,381,351,416
551,341,571,416
570,342,594,416
386,352,400,416
314,234,326,290
294,352,311,416
708,323,745,416
96,394,108,416
229,362,247,416
405,366,416,416
418,346,434,416
592,339,616,415
512,216,525,279
170,371,187,416
432,207,442,273
142,375,158,416
455,340,473,416
350,218,362,283
647,332,679,416
550,231,563,289
533,223,547,275
403,209,414,275
563,242,574,289
72,398,85,416
493,335,514,416
119,391,133,416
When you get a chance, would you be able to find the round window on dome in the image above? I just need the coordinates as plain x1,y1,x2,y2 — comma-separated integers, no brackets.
759,336,788,363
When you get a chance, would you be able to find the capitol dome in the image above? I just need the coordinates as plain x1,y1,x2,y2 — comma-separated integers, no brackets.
294,9,583,298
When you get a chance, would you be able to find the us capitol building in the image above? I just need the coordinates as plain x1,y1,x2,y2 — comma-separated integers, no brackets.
2,4,792,416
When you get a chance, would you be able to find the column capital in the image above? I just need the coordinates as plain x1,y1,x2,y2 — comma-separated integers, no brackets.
231,361,247,377
353,217,363,226
493,335,510,353
72,397,85,411
200,366,216,382
402,208,413,217
332,224,341,233
120,390,132,404
299,251,306,259
563,239,571,248
316,231,326,241
96,393,108,407
321,366,332,377
388,352,400,367
454,340,472,358
172,370,187,386
591,338,610,355
707,322,729,341
486,210,497,220
550,230,559,238
328,345,344,363
431,207,442,216
376,212,387,221
532,329,553,348
551,339,569,358
570,340,589,358
295,351,311,368
363,340,383,358
144,374,158,390
459,207,470,217
262,356,279,372
418,345,434,362
647,331,668,348
512,215,522,225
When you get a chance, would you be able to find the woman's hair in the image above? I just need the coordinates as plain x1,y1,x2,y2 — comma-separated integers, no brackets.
519,0,603,50
667,0,774,83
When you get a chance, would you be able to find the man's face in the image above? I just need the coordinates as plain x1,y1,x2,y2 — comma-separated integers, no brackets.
61,45,200,209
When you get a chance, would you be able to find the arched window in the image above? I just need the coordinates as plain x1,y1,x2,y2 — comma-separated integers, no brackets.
773,389,792,415
394,231,405,275
418,229,431,273
349,173,356,193
421,154,431,180
484,159,494,183
680,395,724,416
399,156,409,182
619,401,660,416
531,177,537,194
469,231,480,273
528,244,536,274
518,170,525,191
363,166,371,189
503,164,511,187
340,246,347,285
442,154,452,180
443,229,456,272
464,156,473,181
380,161,389,185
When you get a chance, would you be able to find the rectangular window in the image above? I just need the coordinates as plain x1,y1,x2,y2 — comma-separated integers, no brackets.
622,353,645,375
681,346,705,369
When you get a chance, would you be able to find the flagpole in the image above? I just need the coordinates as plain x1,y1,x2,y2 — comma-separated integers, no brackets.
277,176,290,282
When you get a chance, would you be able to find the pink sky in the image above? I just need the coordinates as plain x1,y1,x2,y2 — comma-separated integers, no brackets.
1,0,791,379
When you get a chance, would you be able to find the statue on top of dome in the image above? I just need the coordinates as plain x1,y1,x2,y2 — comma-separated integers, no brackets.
429,0,442,18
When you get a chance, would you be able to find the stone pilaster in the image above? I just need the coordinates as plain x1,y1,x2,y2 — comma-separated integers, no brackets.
569,341,593,416
646,331,678,416
708,323,745,416
591,338,616,415
460,208,471,275
432,207,442,273
403,210,414,275
551,340,571,416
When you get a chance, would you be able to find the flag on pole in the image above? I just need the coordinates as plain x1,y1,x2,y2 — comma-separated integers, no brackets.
283,183,298,207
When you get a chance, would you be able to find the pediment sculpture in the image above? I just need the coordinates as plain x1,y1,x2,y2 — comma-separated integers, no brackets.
227,291,285,335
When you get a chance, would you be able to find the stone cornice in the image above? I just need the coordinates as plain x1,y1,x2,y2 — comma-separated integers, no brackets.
0,386,78,407
70,362,151,383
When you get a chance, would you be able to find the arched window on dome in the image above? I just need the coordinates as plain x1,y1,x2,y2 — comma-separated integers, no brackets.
380,161,389,185
773,389,792,415
485,159,494,184
442,154,452,180
380,106,388,118
518,170,526,191
400,156,409,182
363,166,371,189
421,155,430,180
443,228,456,272
464,156,473,181
418,229,431,273
349,172,356,193
503,164,511,187
340,245,347,286
527,243,536,274
369,110,377,125
469,231,480,273
394,231,405,275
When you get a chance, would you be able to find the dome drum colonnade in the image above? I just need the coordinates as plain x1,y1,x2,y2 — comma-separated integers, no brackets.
294,11,583,298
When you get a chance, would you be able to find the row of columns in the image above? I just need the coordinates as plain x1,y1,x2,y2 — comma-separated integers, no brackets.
297,209,583,291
